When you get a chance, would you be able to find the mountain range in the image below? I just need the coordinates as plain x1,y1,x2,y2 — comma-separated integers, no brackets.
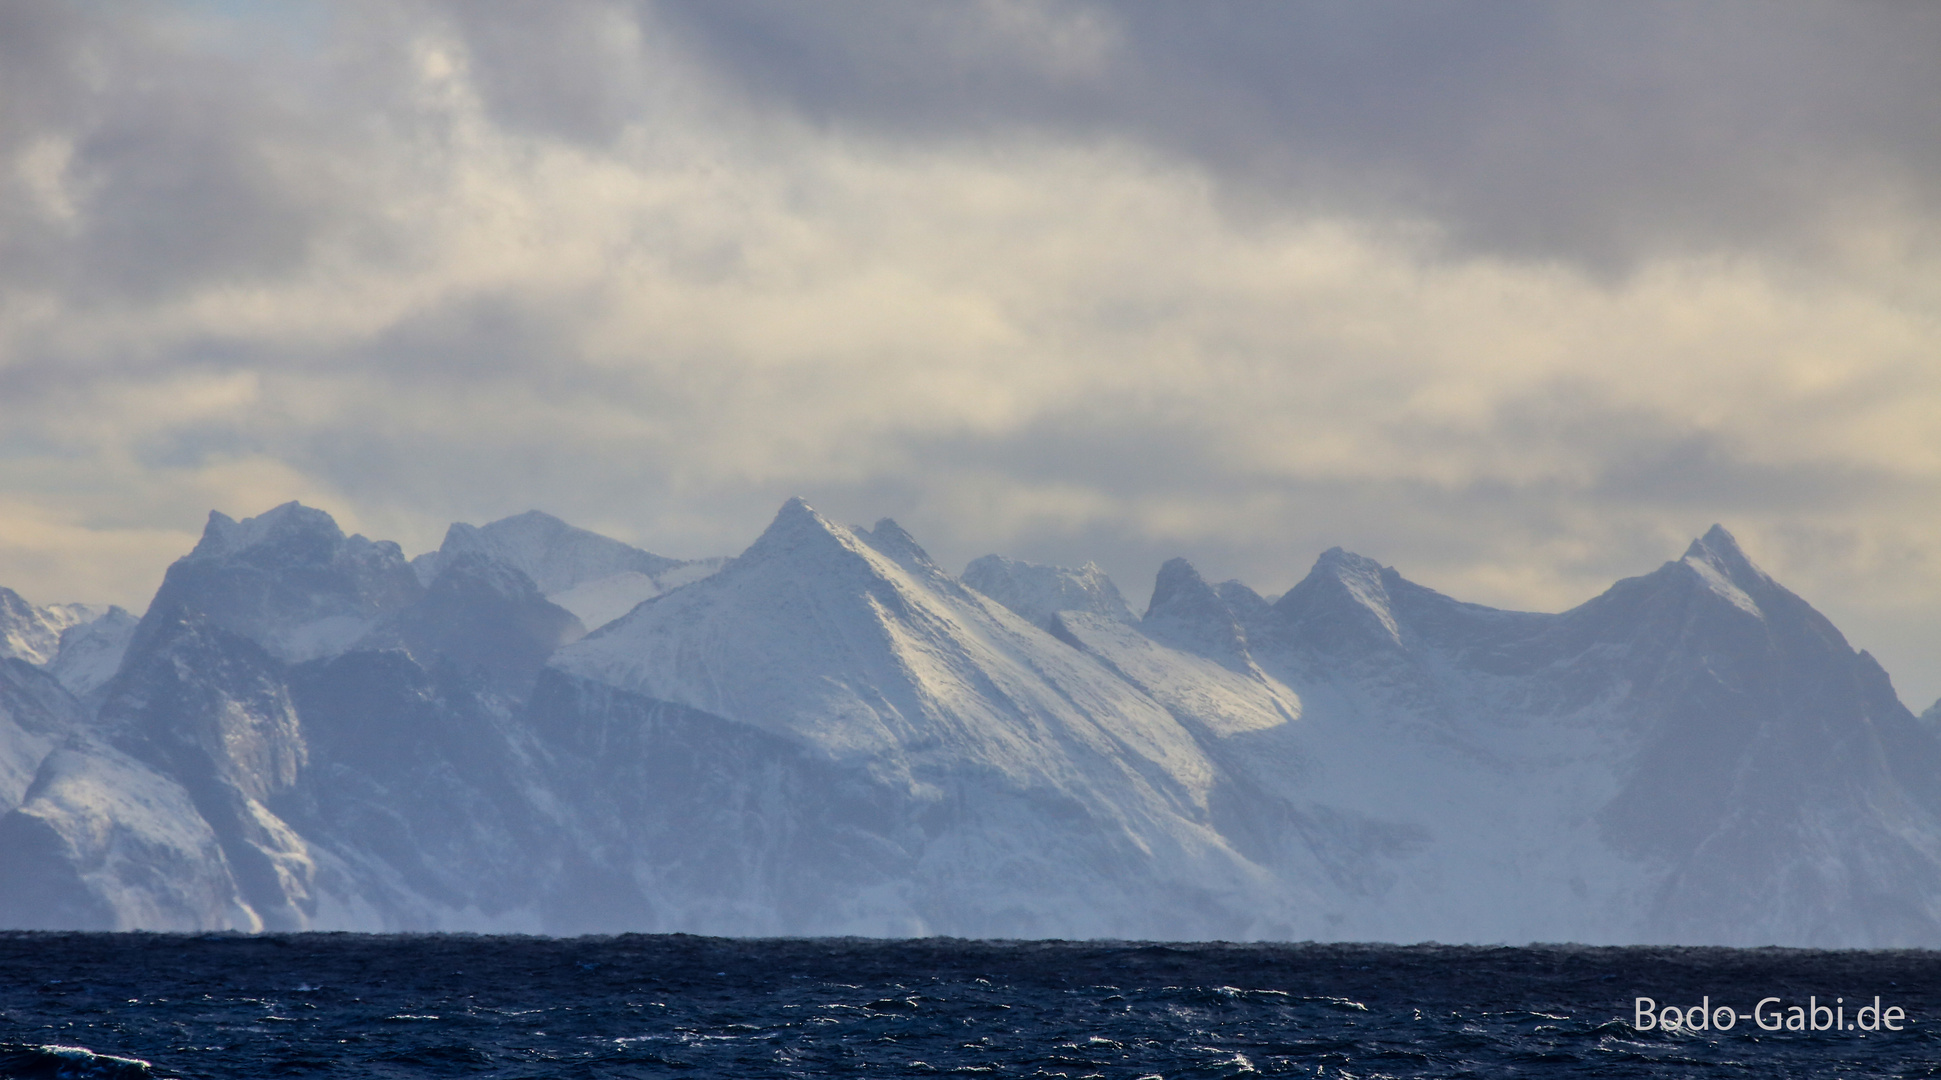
1,499,1937,946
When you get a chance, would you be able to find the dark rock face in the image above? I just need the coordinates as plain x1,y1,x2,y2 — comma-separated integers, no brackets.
1141,557,1256,673
1574,531,1941,945
278,647,565,925
0,657,83,743
365,552,585,697
97,606,313,930
521,670,913,935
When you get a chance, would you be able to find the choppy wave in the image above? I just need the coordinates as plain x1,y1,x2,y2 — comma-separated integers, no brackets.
0,1045,153,1080
0,933,1933,1078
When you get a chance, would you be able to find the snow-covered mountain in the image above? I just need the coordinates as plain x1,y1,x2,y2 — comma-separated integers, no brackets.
0,589,118,669
0,590,136,707
413,510,726,632
1,500,1937,945
549,501,1298,937
1107,527,1941,946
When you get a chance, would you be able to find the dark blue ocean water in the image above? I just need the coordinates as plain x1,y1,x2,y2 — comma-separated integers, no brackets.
0,933,1934,1078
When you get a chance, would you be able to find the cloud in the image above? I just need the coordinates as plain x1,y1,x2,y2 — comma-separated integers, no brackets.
1,0,1939,703
661,1,1941,272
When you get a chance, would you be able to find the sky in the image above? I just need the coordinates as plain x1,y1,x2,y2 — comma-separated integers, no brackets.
3,1,1940,706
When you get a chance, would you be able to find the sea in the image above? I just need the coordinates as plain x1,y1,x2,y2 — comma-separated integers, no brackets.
0,933,1934,1078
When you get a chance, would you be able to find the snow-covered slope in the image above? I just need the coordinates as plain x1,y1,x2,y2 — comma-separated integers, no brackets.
414,510,684,594
0,589,111,667
0,737,262,931
3,500,1938,945
0,660,80,814
551,500,1299,937
413,511,722,631
0,644,266,931
545,559,729,631
1175,524,1941,946
48,606,137,699
0,591,137,706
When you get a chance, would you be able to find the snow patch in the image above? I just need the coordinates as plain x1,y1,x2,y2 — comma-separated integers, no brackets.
1681,555,1763,618
48,607,137,698
547,559,729,631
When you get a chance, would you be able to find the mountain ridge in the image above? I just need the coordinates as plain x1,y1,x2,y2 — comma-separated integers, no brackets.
0,500,1936,945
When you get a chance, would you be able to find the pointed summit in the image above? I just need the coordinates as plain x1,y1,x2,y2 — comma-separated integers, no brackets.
1677,524,1770,618
1683,525,1766,582
1274,547,1404,650
858,518,943,576
1142,558,1256,673
741,497,864,565
553,499,1210,794
1145,558,1214,619
771,497,830,536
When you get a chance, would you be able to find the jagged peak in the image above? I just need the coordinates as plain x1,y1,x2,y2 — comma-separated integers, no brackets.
967,553,1110,580
698,500,965,619
1285,546,1394,603
1142,557,1257,672
1145,557,1213,619
144,502,420,665
741,497,869,564
190,501,345,560
1275,546,1403,647
1678,524,1770,618
859,517,934,566
1682,524,1764,580
435,520,487,555
1213,579,1274,623
410,522,484,587
970,555,1125,590
1312,545,1387,578
964,553,1020,576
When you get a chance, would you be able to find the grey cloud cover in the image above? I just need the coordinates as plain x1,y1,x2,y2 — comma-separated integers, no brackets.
661,0,1941,269
3,0,1941,703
